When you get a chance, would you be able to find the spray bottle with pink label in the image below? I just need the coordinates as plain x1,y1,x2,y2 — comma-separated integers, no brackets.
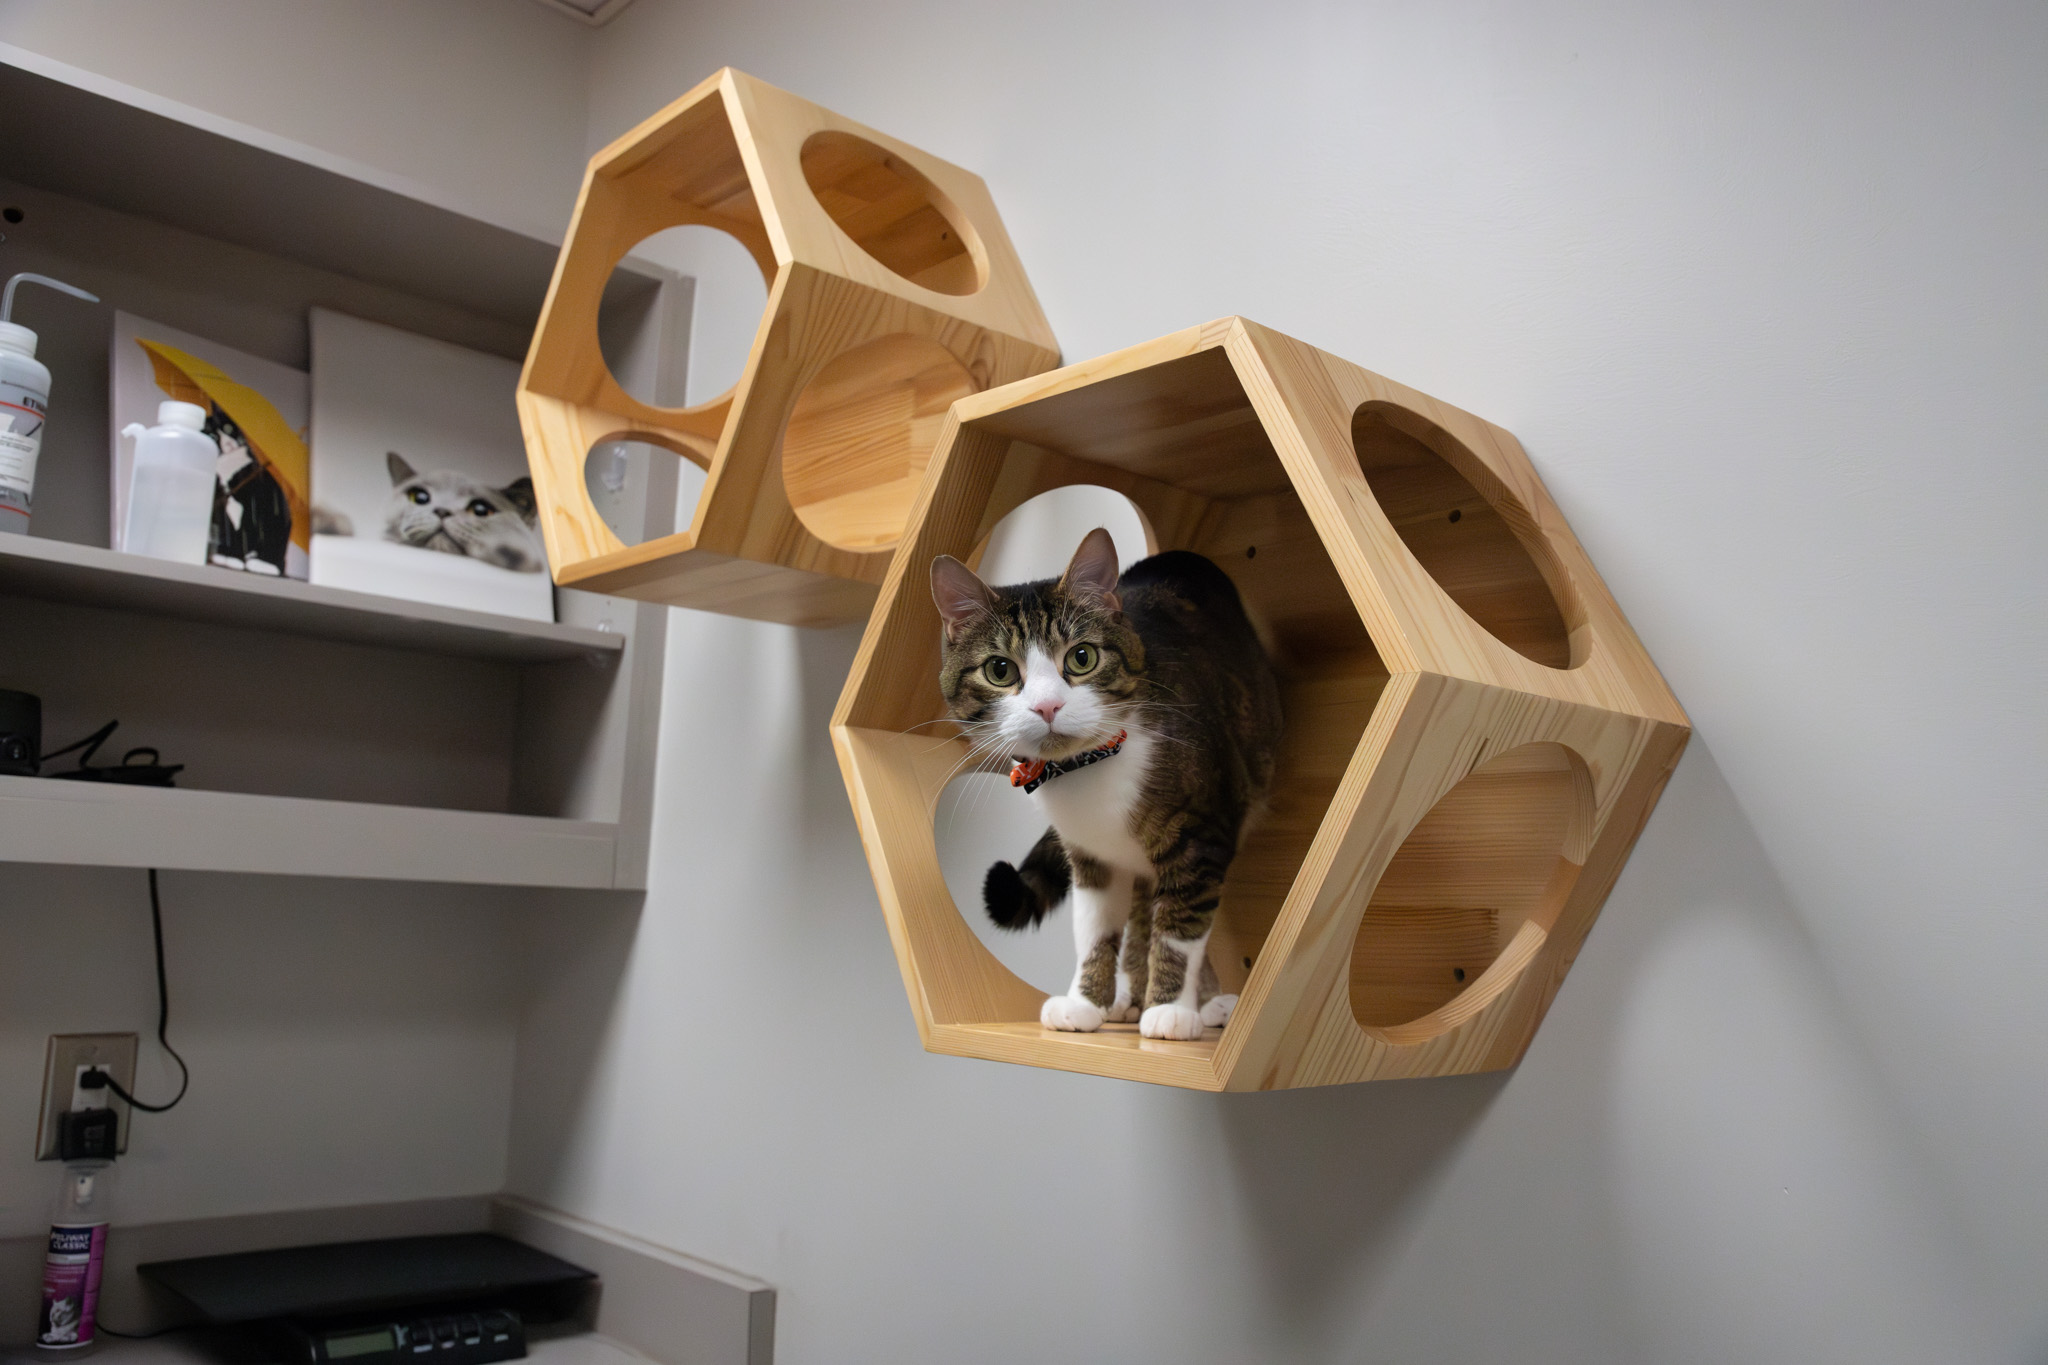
36,1161,116,1354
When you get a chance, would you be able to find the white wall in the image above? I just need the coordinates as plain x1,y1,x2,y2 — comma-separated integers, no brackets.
504,2,2047,1362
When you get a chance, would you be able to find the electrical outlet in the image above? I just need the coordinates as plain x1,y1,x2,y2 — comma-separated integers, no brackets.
35,1034,137,1160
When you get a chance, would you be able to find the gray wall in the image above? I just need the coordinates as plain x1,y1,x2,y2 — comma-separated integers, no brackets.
2,3,2041,1362
0,866,525,1235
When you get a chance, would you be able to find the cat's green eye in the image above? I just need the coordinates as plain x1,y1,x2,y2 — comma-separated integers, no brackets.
408,487,431,505
981,657,1017,687
1065,643,1100,677
467,499,495,517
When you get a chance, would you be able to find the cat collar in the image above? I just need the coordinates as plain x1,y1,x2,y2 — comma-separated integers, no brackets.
1011,730,1128,795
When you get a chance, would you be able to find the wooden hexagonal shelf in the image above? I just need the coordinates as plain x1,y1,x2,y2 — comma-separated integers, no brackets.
518,68,1060,627
831,318,1689,1089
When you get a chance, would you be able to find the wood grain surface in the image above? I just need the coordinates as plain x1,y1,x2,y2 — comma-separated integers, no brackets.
832,317,1689,1089
518,68,1060,625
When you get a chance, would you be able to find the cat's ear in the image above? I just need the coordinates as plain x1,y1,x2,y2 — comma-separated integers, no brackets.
1061,527,1122,612
499,476,538,522
931,555,995,642
386,452,417,486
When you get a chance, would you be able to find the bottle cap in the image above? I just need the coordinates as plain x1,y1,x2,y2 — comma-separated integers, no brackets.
157,400,207,431
0,321,35,358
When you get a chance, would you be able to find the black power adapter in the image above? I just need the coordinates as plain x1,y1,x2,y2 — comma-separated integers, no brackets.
57,1094,119,1162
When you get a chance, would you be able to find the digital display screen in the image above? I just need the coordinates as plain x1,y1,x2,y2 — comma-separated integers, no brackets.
324,1327,397,1360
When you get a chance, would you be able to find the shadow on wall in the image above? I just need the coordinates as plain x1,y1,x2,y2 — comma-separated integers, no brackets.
1183,743,2009,1364
1587,743,2008,1364
1216,1069,1507,1337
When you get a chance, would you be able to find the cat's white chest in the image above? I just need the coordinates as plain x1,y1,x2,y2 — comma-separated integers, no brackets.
1031,729,1154,874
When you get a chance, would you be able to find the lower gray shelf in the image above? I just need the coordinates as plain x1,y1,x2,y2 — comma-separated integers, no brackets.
0,775,624,888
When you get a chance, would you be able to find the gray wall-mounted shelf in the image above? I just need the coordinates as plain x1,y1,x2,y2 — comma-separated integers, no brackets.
0,775,621,888
0,534,625,666
0,54,681,890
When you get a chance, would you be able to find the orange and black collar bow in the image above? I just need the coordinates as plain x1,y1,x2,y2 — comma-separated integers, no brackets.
1010,729,1128,795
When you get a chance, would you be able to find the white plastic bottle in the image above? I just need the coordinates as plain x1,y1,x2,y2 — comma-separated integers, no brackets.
35,1160,117,1355
0,273,100,535
121,401,220,564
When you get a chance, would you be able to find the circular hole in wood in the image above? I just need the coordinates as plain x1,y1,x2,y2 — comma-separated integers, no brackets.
781,335,978,554
935,770,1077,998
1353,402,1580,668
582,437,707,547
973,484,1153,585
1349,742,1591,1034
929,489,1162,1001
800,131,987,295
598,224,767,409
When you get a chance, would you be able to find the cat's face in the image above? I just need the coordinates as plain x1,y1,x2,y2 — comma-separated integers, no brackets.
932,528,1147,761
382,452,544,572
207,408,252,478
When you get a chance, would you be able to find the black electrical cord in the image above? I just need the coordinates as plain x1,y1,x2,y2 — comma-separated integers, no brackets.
84,869,190,1114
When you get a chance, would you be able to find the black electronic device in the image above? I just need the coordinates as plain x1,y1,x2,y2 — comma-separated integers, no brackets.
0,687,38,776
281,1307,526,1365
139,1232,594,1332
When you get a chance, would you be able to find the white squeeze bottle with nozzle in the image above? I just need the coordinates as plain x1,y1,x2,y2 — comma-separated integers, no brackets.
0,273,100,535
121,401,219,563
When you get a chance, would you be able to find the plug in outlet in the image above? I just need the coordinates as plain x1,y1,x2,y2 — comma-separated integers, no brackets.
35,1034,137,1160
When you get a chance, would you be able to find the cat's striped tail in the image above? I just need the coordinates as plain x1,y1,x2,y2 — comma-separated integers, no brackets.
983,827,1071,929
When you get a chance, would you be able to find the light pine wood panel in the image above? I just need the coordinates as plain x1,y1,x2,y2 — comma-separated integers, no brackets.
833,318,1689,1089
520,69,1059,626
1355,403,1574,668
1349,743,1587,1027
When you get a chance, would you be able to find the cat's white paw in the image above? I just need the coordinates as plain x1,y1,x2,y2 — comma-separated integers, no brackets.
1140,1003,1206,1041
1200,993,1238,1028
1042,994,1106,1032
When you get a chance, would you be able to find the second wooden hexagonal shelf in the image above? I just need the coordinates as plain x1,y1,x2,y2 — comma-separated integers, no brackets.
831,318,1689,1090
519,68,1060,626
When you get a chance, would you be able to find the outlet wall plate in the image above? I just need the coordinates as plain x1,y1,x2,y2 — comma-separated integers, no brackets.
36,1034,137,1160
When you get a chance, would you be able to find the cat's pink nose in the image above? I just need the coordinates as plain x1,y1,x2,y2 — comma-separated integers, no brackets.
1031,700,1063,726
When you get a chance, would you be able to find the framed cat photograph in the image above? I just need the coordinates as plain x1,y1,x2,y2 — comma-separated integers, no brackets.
110,312,313,580
307,309,552,622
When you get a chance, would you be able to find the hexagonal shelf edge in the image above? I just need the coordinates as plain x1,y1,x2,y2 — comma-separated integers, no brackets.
519,68,1061,627
831,318,1690,1090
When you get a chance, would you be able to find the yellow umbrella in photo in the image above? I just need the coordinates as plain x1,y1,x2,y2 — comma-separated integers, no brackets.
137,338,311,552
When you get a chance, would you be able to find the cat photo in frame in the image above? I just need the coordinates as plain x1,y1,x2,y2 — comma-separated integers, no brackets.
110,311,313,580
307,308,553,622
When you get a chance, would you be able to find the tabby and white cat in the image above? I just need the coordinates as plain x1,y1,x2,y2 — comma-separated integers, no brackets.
933,528,1283,1040
383,452,545,572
